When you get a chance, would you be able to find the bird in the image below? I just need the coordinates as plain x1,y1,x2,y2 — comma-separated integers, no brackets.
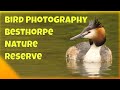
66,18,112,68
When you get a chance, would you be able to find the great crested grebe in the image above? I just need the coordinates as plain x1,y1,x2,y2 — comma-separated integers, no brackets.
66,18,112,67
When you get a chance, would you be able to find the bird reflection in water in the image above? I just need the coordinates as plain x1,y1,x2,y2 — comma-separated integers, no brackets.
66,59,112,77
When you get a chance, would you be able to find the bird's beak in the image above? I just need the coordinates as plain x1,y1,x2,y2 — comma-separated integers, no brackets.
70,26,89,40
70,33,84,40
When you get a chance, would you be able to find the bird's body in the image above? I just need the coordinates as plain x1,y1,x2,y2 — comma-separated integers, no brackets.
66,18,112,68
66,42,112,63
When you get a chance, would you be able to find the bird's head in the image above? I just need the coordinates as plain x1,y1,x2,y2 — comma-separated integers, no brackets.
70,18,106,46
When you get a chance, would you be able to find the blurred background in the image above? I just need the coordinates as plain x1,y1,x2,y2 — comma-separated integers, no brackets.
0,11,119,78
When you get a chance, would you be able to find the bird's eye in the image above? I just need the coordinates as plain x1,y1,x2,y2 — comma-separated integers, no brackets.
88,31,90,33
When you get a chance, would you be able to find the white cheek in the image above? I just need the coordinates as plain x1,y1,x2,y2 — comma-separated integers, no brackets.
83,30,96,39
83,33,93,39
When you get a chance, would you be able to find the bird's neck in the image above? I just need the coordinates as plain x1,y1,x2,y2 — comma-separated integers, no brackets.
83,43,102,62
89,35,106,46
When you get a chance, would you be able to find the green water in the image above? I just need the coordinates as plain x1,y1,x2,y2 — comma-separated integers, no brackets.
0,12,119,78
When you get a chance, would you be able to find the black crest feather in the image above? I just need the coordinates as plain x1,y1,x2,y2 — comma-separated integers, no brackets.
88,17,102,29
